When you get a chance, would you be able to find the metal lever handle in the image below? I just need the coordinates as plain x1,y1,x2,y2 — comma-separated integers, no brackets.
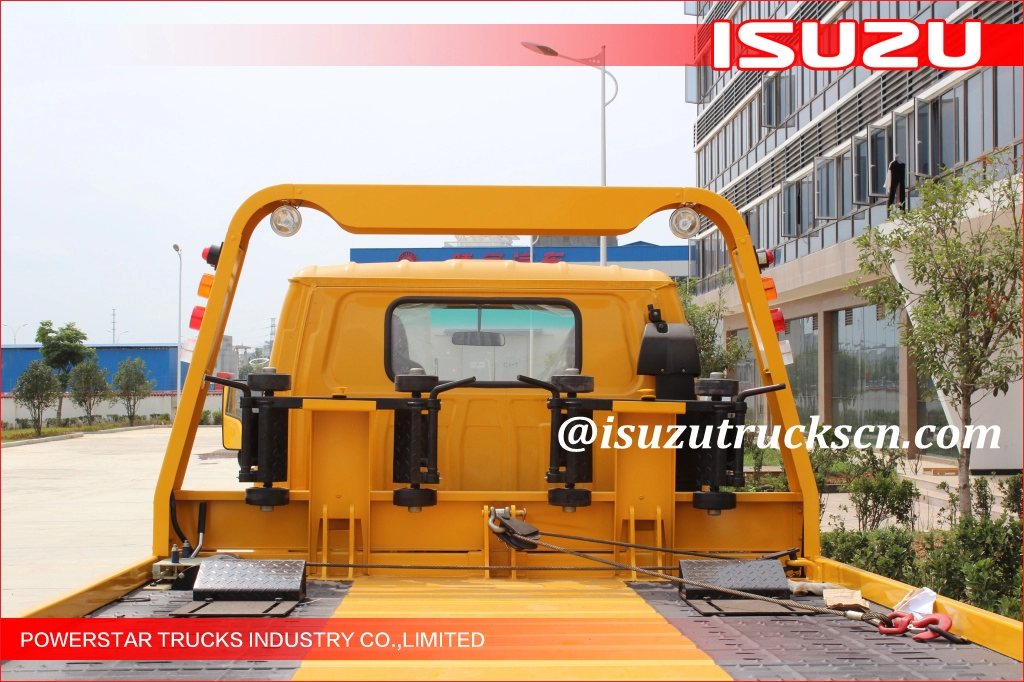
429,376,476,399
204,374,251,397
515,375,560,399
737,383,786,402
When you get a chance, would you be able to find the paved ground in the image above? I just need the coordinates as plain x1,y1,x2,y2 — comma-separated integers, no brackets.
0,426,241,616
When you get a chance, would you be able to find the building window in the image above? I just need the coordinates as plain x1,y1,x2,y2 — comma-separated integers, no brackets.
938,86,962,170
839,151,854,217
781,181,799,237
832,305,900,432
915,98,933,176
814,157,837,219
853,135,870,204
868,126,889,197
996,66,1017,148
744,206,760,249
892,112,909,170
965,73,986,161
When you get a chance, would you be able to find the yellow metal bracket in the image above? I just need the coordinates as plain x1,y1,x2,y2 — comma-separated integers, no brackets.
153,184,818,560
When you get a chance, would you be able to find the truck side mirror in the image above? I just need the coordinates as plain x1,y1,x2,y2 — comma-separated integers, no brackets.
222,386,242,451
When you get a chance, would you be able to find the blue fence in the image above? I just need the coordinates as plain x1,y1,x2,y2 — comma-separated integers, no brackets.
1,344,187,394
350,241,689,265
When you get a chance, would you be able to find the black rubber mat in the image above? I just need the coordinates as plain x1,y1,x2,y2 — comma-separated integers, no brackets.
629,581,1023,680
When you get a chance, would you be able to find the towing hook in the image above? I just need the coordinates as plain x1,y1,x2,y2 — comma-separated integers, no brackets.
487,506,528,533
487,507,508,534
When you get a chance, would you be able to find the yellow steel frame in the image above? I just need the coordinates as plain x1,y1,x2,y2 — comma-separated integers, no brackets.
152,184,818,562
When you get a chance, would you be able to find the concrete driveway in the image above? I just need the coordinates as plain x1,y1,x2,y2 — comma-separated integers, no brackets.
0,426,239,616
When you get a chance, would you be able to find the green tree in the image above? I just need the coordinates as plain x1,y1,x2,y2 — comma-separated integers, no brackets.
852,154,1023,519
12,360,61,436
677,279,751,378
110,357,156,427
35,320,96,427
68,361,111,425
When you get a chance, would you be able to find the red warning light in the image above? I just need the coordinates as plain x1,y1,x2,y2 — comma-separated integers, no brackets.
189,306,206,331
770,308,786,334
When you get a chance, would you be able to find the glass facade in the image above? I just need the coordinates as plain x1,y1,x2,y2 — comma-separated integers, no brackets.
779,316,819,424
831,306,900,432
731,328,767,426
916,374,958,457
692,1,1022,436
694,64,1023,293
690,0,1023,296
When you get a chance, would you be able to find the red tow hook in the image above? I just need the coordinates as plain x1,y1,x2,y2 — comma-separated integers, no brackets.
878,611,914,635
879,612,966,644
910,613,958,642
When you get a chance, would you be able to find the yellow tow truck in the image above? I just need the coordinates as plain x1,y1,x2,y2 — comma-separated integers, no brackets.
15,185,1023,680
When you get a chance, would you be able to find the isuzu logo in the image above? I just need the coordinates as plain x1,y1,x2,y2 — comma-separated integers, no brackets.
711,19,982,71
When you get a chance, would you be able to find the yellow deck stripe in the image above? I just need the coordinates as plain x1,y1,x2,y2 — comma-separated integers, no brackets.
294,578,732,681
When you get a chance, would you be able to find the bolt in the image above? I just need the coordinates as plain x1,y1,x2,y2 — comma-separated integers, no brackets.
564,368,580,375
409,368,425,375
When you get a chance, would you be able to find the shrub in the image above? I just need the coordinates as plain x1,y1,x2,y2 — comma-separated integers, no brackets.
820,526,918,584
822,515,1022,619
998,474,1022,518
200,410,212,426
973,477,994,520
212,411,222,425
845,447,918,530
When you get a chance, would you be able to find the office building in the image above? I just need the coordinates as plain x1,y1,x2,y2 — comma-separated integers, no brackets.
686,1,1022,470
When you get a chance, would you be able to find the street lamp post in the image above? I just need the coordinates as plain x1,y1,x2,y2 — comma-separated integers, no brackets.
3,323,27,344
522,42,619,266
172,244,182,417
117,331,130,343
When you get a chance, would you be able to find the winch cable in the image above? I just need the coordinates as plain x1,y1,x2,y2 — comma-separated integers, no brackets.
501,529,894,628
305,563,681,571
535,530,793,561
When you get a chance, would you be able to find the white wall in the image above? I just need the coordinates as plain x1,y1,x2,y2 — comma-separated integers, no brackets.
2,392,223,425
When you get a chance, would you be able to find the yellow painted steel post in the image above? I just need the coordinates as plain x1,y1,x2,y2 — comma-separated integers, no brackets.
348,504,355,580
655,505,663,573
680,187,820,558
321,505,329,580
482,505,491,579
510,504,519,580
628,506,637,580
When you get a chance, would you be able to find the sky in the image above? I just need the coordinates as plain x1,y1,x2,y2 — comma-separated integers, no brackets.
1,2,697,353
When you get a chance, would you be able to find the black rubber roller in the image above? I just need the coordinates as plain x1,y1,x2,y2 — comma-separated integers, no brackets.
393,486,437,510
248,371,292,392
246,486,290,507
692,490,737,513
548,486,591,511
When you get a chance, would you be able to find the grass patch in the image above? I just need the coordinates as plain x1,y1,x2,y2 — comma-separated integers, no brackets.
742,448,782,468
2,419,171,443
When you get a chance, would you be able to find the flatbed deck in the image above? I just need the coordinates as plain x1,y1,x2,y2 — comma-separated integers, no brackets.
4,578,1020,681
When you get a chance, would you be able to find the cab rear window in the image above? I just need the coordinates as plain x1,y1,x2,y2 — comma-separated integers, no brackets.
386,298,581,384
